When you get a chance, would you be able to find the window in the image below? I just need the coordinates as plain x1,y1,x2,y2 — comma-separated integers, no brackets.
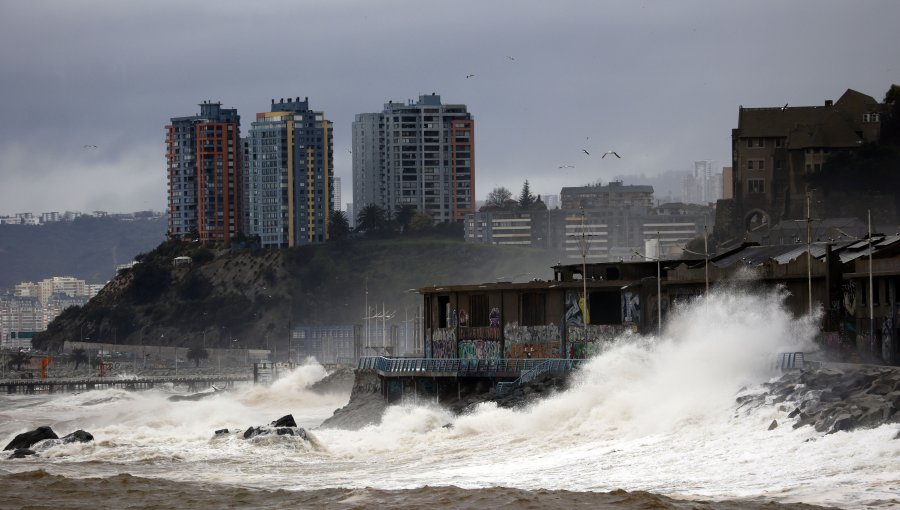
758,160,765,170
746,139,753,148
775,160,783,170
468,294,489,327
521,292,546,326
775,138,783,148
747,160,754,170
748,179,765,194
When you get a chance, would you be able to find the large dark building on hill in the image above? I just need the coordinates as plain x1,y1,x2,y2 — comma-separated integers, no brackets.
731,89,883,232
166,102,244,243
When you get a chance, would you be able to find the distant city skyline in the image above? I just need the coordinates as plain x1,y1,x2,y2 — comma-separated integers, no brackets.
1,1,898,215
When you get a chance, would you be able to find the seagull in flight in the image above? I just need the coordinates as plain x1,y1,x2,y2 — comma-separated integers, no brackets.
466,74,475,79
83,144,98,149
558,165,575,169
781,103,789,112
347,148,352,154
582,149,590,155
601,151,621,159
506,55,515,61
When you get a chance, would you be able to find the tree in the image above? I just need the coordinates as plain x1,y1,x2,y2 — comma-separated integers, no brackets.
71,348,88,370
7,351,31,371
186,345,209,368
518,180,536,209
409,212,434,231
394,204,417,233
328,210,351,241
356,204,389,233
485,186,513,209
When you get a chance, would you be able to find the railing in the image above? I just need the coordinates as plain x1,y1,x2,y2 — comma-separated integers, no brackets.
358,357,584,380
496,359,583,393
778,352,806,371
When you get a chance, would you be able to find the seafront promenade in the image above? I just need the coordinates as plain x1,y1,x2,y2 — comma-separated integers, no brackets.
1,374,250,394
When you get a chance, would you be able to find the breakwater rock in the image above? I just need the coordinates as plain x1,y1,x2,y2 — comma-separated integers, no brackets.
319,369,386,430
739,365,900,435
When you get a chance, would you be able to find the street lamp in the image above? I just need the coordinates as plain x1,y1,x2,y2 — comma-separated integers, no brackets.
682,225,711,294
570,208,594,325
633,244,663,336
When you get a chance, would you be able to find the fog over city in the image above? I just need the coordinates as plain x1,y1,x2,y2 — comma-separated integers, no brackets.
1,0,898,214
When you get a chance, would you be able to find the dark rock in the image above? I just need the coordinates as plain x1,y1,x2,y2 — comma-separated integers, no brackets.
828,414,856,434
787,407,801,419
214,428,230,436
271,415,296,428
243,425,309,441
61,430,93,444
895,430,900,440
768,420,778,430
868,384,893,396
7,449,36,459
3,426,58,451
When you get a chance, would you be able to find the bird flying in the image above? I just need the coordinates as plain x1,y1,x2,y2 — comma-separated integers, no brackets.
558,165,575,169
466,74,475,79
506,55,515,61
601,151,621,159
582,149,590,155
83,144,98,149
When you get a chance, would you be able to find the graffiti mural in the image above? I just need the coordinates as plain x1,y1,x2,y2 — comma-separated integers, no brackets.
565,290,584,327
882,318,895,364
458,339,502,360
842,281,857,315
458,309,469,327
489,307,501,327
567,324,636,359
450,309,458,328
430,328,456,359
622,292,640,324
504,322,560,358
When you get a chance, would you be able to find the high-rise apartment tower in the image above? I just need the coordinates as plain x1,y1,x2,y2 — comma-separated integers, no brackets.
166,101,243,243
247,97,333,247
352,93,474,223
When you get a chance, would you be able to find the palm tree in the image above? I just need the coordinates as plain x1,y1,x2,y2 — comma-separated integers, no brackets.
356,204,388,233
186,345,209,368
7,351,31,372
71,348,88,370
328,210,351,241
394,204,417,233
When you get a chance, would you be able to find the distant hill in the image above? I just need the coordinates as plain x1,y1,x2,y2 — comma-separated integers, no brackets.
33,237,558,352
0,216,167,288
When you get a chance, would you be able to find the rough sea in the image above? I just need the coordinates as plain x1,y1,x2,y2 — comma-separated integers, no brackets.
1,287,897,509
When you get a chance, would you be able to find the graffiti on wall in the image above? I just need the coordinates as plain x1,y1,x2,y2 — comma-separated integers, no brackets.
430,328,456,359
842,281,857,315
883,318,895,364
458,339,502,360
458,309,469,327
622,292,640,324
567,324,636,359
504,322,560,358
489,307,501,327
565,290,584,327
458,327,501,341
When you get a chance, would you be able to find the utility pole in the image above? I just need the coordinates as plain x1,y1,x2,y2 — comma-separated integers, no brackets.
806,191,813,317
868,208,874,352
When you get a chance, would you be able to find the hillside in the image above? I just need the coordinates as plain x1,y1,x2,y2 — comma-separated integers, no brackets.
33,237,558,352
0,216,166,288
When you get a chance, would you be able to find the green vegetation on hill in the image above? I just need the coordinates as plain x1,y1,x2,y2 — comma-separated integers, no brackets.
0,216,166,288
33,237,558,352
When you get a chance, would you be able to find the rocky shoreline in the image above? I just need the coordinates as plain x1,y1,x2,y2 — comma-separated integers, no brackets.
738,364,900,437
320,364,900,437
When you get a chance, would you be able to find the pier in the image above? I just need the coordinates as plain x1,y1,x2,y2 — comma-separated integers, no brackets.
1,374,251,395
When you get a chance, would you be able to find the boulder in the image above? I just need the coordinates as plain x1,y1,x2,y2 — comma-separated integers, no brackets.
271,415,297,428
7,448,36,459
61,430,94,444
214,428,230,436
768,420,778,430
242,425,309,440
3,426,58,451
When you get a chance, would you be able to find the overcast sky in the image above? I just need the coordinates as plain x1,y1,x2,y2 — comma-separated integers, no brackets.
1,0,898,215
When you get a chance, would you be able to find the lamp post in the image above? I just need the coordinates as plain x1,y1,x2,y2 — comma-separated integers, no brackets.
633,244,663,335
682,225,711,294
806,191,813,317
570,207,593,325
